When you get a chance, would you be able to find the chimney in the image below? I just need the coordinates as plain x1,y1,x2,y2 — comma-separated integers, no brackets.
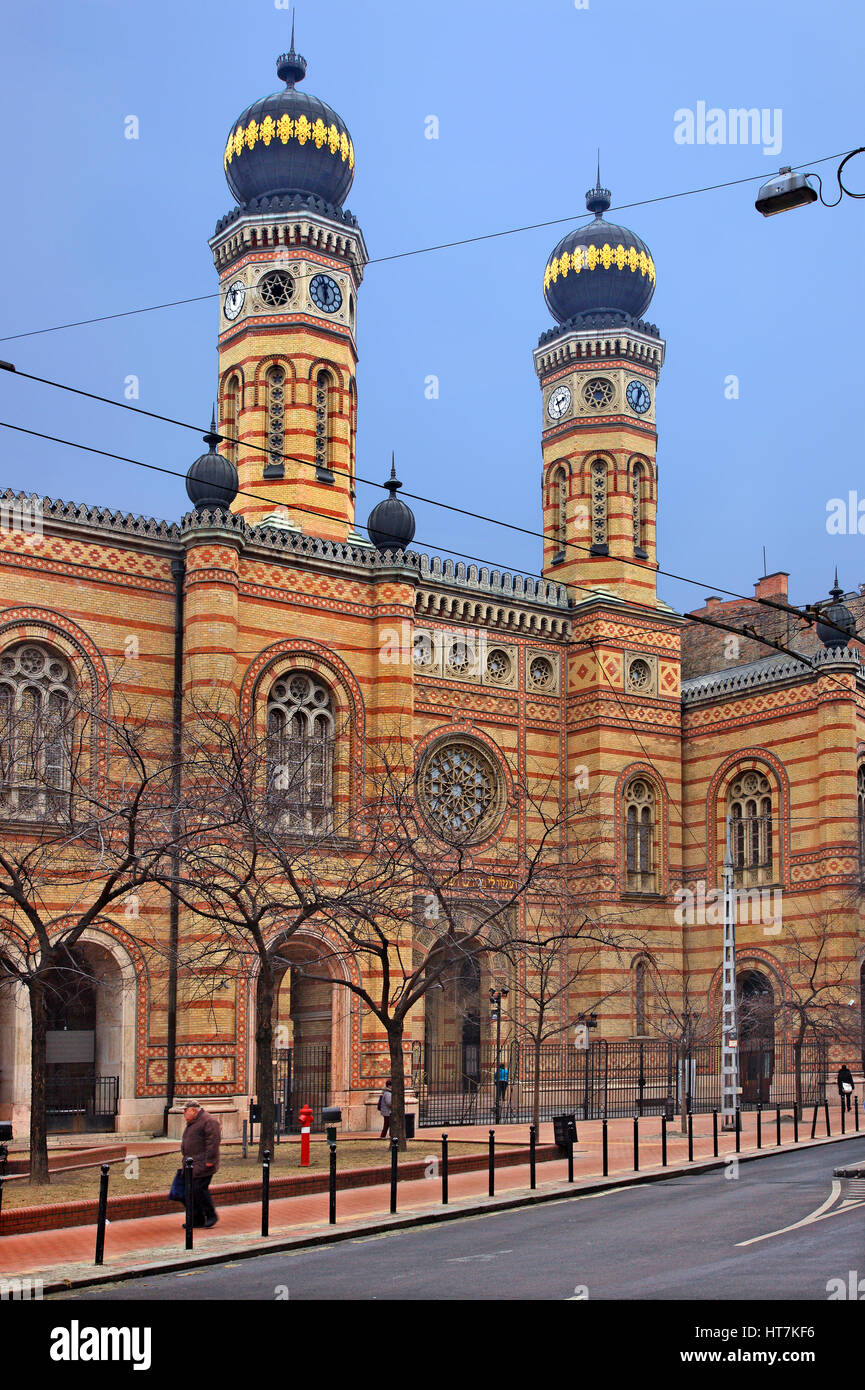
754,571,789,602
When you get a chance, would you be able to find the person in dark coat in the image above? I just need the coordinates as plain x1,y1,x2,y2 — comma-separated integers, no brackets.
180,1100,222,1227
837,1064,855,1113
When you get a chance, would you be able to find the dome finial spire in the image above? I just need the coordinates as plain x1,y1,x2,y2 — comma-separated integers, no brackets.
586,157,611,217
277,14,307,87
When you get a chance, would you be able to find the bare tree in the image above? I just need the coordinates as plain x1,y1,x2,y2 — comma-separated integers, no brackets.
0,681,179,1183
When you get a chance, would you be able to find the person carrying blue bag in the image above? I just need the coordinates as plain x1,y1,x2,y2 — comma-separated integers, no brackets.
170,1099,222,1228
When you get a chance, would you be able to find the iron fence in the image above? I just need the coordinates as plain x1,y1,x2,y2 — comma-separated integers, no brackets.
45,1074,119,1132
414,1038,827,1125
273,1045,331,1132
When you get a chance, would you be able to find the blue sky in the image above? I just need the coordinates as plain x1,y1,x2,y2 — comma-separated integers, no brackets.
1,0,862,617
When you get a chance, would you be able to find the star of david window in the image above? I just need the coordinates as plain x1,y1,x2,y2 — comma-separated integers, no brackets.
627,658,651,691
590,460,608,548
529,656,554,690
486,648,512,683
583,377,614,410
258,270,295,308
418,740,504,843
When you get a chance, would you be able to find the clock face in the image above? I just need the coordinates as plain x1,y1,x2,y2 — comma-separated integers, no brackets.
547,384,572,420
626,379,651,414
310,273,343,314
223,279,246,321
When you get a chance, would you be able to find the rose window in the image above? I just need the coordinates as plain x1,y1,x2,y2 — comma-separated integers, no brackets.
486,648,511,682
419,741,503,841
583,377,614,410
529,656,554,689
258,270,295,307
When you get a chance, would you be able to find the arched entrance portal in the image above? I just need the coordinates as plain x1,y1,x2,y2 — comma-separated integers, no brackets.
272,943,335,1131
737,969,775,1106
423,939,494,1104
44,943,122,1131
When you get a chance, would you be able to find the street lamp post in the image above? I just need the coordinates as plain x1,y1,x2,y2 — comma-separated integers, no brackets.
490,987,509,1125
721,817,740,1131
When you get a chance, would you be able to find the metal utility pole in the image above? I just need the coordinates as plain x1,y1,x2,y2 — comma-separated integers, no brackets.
721,817,740,1130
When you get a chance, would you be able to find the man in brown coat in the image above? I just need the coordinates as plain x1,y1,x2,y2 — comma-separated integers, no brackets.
180,1100,222,1228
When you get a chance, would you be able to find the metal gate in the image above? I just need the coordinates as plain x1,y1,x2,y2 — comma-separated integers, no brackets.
273,1045,331,1132
45,1075,119,1132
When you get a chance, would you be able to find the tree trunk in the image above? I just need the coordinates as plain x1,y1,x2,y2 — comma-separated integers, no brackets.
387,1022,408,1152
255,962,276,1160
28,977,49,1184
532,1034,542,1135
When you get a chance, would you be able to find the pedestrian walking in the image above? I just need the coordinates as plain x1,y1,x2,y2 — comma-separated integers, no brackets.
837,1063,855,1113
377,1080,392,1139
180,1099,222,1227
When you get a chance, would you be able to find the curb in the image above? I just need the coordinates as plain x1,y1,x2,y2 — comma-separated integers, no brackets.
42,1128,865,1296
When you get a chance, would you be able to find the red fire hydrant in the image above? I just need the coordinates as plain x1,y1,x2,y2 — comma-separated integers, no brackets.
298,1105,313,1167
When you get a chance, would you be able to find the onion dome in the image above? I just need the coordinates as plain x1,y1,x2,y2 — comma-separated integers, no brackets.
222,30,355,211
543,169,656,324
367,457,416,552
186,412,238,512
816,571,857,648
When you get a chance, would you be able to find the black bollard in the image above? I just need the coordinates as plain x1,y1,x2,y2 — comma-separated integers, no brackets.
0,1174,4,1217
841,1101,846,1136
856,1097,860,1133
328,1141,337,1224
633,1114,639,1172
442,1134,448,1205
261,1148,271,1237
794,1105,799,1143
776,1105,781,1147
735,1108,741,1154
94,1163,110,1265
567,1133,574,1183
390,1138,398,1214
602,1118,608,1177
488,1130,495,1197
712,1110,718,1158
810,1104,818,1139
756,1105,762,1150
529,1124,536,1190
824,1102,831,1137
687,1110,694,1163
661,1114,667,1168
184,1156,194,1250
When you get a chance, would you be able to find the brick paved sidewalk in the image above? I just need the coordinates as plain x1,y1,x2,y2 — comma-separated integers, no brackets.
0,1108,857,1288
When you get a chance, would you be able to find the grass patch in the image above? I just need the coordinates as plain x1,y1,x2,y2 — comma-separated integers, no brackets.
1,1140,487,1208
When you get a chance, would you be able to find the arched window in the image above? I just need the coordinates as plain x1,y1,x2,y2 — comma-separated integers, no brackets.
0,644,73,819
315,370,335,483
728,770,773,885
222,374,240,467
266,672,334,833
552,467,567,560
265,366,286,477
590,459,608,552
632,462,646,553
625,778,656,892
858,764,865,878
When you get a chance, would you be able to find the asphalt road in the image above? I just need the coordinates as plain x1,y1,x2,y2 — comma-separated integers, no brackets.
60,1139,865,1301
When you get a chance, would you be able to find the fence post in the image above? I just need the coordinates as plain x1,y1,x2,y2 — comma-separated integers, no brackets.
712,1109,718,1158
441,1133,448,1205
735,1107,741,1154
824,1102,831,1137
661,1114,667,1168
529,1124,536,1190
488,1130,495,1197
633,1114,639,1172
184,1156,194,1250
602,1118,608,1177
776,1105,781,1147
390,1138,398,1214
261,1148,271,1237
756,1105,762,1150
810,1105,818,1139
94,1163,110,1265
328,1141,337,1224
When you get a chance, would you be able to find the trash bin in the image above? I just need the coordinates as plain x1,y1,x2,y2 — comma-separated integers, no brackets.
404,1113,416,1140
553,1113,577,1152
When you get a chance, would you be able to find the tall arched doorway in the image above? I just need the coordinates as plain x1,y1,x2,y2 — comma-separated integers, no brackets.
423,939,494,1109
272,943,335,1131
44,943,123,1131
737,969,775,1105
